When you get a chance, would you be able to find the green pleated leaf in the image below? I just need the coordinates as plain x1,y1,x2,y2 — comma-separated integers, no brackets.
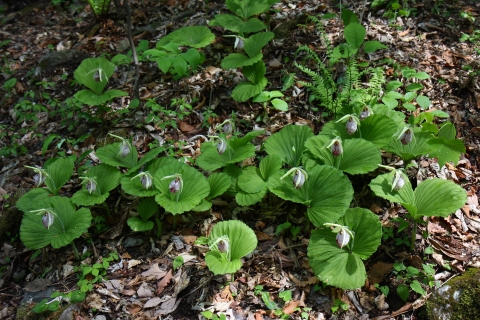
241,18,267,33
205,220,257,275
96,141,139,169
131,147,164,174
205,251,242,275
20,197,91,249
197,141,256,172
226,0,272,19
232,79,267,102
121,172,159,198
16,188,50,213
319,115,398,148
243,60,266,84
71,164,121,206
264,124,314,167
153,162,209,214
305,136,381,175
45,158,74,195
369,171,415,208
137,197,159,221
244,32,275,57
413,179,466,220
127,217,154,232
259,154,283,180
384,131,435,164
194,198,212,212
235,188,267,206
238,166,266,194
268,166,353,227
207,173,231,199
74,57,115,95
221,53,263,69
308,208,382,289
156,26,214,48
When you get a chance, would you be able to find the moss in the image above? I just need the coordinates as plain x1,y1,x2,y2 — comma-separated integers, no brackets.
426,268,480,320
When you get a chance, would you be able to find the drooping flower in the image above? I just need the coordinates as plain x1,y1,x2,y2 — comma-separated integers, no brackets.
141,174,153,190
399,128,413,145
331,140,343,157
31,208,57,229
325,223,355,249
217,238,230,253
359,107,371,120
336,230,351,248
292,169,306,189
280,167,308,189
346,117,358,135
119,140,131,157
25,166,50,188
86,180,97,194
42,211,55,229
217,139,227,154
392,173,405,191
93,70,101,82
169,177,181,193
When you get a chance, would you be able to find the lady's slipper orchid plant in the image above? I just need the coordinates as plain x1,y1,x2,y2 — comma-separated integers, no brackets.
131,171,153,190
336,115,360,135
378,164,405,192
280,167,308,189
109,133,132,158
397,127,413,145
359,106,372,120
25,165,50,188
161,173,184,198
324,223,355,249
326,136,343,157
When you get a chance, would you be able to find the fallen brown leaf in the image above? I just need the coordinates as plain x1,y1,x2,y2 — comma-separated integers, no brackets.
157,269,173,295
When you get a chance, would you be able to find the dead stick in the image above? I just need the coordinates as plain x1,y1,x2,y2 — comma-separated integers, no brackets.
123,0,140,100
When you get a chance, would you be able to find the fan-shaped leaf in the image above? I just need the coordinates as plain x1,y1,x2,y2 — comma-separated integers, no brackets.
20,197,92,249
45,158,74,195
221,53,263,69
207,173,231,199
305,136,381,175
74,57,115,95
268,166,353,227
264,124,314,167
308,208,382,289
238,166,266,194
413,179,466,220
319,115,398,148
153,162,209,214
244,32,275,57
16,188,50,213
235,188,267,206
96,141,139,169
157,26,214,48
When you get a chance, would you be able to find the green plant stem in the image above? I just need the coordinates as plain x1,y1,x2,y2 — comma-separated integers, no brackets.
410,220,418,251
102,202,111,217
71,241,80,260
334,156,341,170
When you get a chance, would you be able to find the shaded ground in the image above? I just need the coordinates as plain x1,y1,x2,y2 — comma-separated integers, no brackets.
1,0,480,319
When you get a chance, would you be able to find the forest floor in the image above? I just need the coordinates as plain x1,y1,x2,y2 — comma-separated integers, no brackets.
0,0,480,319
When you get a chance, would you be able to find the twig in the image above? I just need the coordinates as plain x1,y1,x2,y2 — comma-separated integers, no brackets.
123,0,140,100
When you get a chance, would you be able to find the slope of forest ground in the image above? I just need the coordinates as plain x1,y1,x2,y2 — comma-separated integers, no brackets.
0,0,480,319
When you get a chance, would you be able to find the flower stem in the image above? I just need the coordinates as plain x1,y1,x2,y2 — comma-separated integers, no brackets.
71,241,80,260
410,220,418,251
102,202,111,217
